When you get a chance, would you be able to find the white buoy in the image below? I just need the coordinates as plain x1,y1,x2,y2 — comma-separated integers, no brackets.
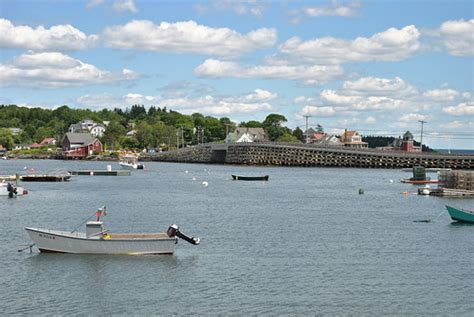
185,170,189,174
202,181,208,187
389,179,394,183
192,177,196,181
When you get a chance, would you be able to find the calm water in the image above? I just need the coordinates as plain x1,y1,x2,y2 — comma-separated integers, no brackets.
1,160,473,316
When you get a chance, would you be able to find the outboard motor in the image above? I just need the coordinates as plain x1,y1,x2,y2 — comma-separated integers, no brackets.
7,183,17,198
167,224,200,245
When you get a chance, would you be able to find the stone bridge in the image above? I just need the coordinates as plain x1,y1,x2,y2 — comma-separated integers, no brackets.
141,143,474,169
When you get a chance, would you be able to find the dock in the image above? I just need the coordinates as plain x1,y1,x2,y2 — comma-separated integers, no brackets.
21,174,72,182
418,187,474,197
68,170,131,176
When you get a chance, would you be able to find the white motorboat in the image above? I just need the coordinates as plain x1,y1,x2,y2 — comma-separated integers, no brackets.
0,182,28,197
25,207,200,255
119,155,144,170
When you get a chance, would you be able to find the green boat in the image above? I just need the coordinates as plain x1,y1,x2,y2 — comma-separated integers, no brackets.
446,205,474,223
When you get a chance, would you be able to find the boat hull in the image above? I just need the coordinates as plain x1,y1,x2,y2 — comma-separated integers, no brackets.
25,227,177,255
232,175,269,181
446,205,474,223
119,162,144,170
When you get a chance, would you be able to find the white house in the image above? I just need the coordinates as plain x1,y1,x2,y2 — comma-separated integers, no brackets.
90,124,106,138
234,127,266,143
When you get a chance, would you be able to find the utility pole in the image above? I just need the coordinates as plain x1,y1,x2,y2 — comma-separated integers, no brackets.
181,126,185,148
303,115,313,132
418,120,427,151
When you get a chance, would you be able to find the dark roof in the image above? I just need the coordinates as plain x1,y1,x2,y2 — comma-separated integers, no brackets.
303,128,317,136
64,133,95,145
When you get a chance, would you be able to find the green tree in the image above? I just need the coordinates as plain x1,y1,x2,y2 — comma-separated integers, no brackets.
122,136,140,149
263,113,288,141
136,121,154,148
292,126,303,141
0,128,14,149
240,120,263,128
33,127,54,143
277,133,301,143
102,121,126,150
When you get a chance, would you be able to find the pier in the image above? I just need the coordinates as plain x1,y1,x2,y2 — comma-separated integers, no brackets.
141,143,474,169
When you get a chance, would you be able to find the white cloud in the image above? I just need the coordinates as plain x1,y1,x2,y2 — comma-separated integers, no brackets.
439,120,474,130
320,89,361,105
0,18,98,51
112,0,138,13
194,59,343,84
0,52,139,88
342,76,418,96
297,76,435,118
300,105,338,116
102,20,276,58
442,102,474,116
350,96,413,111
279,25,420,64
86,0,105,9
437,19,474,56
304,0,360,17
398,113,429,122
423,88,460,101
196,0,268,18
365,116,376,124
76,89,275,115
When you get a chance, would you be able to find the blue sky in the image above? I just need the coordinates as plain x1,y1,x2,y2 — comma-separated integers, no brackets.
0,0,473,149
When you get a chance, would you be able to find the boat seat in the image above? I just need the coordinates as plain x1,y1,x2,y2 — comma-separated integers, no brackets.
105,233,169,239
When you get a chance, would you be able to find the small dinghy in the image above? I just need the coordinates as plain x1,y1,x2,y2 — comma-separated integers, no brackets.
24,207,200,255
232,175,269,181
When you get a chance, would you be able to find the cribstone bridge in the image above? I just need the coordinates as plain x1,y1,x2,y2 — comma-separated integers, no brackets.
141,143,474,169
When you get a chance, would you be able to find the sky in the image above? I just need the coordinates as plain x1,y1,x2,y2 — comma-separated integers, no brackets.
0,0,473,149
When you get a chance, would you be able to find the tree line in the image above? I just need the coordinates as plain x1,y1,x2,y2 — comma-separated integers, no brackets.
0,105,302,150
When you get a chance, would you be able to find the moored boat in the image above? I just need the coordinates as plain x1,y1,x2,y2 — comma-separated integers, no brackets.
446,205,474,223
25,207,200,255
232,174,269,181
119,155,144,170
400,178,439,184
0,182,28,197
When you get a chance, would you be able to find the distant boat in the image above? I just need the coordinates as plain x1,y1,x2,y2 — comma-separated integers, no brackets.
0,182,28,197
25,207,200,255
21,174,71,182
400,178,439,184
232,175,269,181
446,205,474,223
119,155,144,170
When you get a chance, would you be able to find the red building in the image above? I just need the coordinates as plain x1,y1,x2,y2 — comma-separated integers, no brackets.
62,133,103,158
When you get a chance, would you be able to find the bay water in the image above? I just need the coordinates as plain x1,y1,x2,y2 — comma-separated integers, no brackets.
1,160,473,315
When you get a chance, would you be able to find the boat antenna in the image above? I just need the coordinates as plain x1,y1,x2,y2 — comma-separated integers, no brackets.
70,206,106,233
